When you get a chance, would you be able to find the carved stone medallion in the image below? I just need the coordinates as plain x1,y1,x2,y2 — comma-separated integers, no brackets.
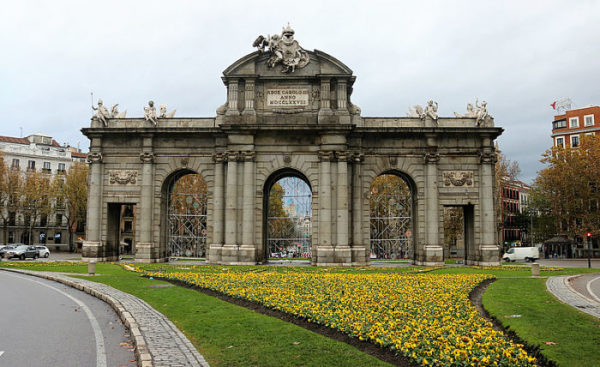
108,170,138,185
443,171,474,187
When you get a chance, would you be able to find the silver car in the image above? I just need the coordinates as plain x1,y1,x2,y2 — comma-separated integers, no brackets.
35,245,50,258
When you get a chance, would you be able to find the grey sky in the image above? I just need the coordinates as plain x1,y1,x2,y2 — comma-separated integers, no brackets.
1,0,599,183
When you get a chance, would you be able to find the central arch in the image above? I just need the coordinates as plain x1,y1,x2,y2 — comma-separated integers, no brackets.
369,171,417,260
263,169,313,260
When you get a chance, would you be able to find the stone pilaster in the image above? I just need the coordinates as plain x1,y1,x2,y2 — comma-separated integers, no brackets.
334,151,351,263
226,80,240,116
478,149,500,265
83,149,103,260
242,79,256,117
318,78,333,123
222,151,239,263
208,152,225,263
336,80,347,111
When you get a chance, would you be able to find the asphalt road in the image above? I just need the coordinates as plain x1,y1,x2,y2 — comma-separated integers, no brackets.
0,271,136,367
570,273,600,303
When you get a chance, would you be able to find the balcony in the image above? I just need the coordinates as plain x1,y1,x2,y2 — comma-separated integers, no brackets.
42,168,52,174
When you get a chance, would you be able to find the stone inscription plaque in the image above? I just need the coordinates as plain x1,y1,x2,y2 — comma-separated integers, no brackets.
266,89,309,107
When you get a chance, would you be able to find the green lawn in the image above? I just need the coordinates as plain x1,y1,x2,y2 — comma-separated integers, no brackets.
2,261,599,366
482,277,600,367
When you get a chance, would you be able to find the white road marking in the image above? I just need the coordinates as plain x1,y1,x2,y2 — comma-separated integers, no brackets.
4,272,107,367
586,275,600,303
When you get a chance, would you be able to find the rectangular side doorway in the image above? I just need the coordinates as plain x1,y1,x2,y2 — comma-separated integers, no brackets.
443,205,474,263
106,203,136,260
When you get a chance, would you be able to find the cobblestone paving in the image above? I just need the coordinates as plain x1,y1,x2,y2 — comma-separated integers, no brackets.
2,268,210,367
546,275,600,319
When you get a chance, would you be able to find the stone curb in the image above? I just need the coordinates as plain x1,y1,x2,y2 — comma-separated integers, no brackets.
546,275,600,319
0,268,210,367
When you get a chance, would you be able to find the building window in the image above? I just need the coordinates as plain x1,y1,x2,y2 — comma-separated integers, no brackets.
58,163,66,174
11,159,19,169
40,232,47,244
40,215,47,227
569,117,579,128
9,212,16,226
8,232,14,243
555,137,564,148
553,119,566,129
584,114,594,127
42,161,51,173
124,220,133,233
27,160,36,170
571,135,580,147
56,213,63,226
54,232,62,244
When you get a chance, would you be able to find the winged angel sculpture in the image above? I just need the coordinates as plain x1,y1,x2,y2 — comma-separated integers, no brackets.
253,24,310,73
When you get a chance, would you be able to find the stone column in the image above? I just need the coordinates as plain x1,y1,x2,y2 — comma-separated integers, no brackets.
224,151,238,246
240,151,256,263
226,80,240,116
208,152,225,263
423,150,443,265
351,152,366,265
317,151,333,263
82,150,103,260
335,151,351,264
479,149,500,265
136,146,156,263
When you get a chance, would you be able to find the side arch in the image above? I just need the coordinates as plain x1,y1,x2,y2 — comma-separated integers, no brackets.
368,170,418,260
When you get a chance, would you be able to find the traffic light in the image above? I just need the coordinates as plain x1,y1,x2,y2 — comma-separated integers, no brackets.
587,232,592,239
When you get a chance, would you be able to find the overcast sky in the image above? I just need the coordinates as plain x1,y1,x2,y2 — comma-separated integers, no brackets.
1,0,599,183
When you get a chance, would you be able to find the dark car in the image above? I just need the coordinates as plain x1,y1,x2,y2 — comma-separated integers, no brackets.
5,245,39,260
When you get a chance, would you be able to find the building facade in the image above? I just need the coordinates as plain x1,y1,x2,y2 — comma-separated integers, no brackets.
82,29,503,266
500,179,531,248
552,106,600,148
0,133,87,248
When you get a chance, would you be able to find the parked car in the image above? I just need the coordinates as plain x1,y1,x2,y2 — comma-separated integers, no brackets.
4,245,39,260
502,247,540,262
0,245,18,258
35,245,50,258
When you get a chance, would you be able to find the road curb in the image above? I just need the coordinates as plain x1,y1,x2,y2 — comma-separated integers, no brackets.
546,275,600,319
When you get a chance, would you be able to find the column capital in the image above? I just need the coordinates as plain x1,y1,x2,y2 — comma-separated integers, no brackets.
226,151,240,162
335,151,349,162
480,151,498,164
242,151,256,161
424,152,440,164
318,150,334,162
213,152,227,163
139,152,155,163
86,152,103,164
351,151,365,163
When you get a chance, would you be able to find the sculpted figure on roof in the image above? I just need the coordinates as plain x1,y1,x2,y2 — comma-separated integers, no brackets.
253,24,310,73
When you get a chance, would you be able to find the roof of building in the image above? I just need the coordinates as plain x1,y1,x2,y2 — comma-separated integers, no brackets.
0,135,31,145
71,151,87,158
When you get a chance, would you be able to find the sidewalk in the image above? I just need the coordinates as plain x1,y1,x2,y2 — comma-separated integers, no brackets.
1,268,210,367
546,275,600,319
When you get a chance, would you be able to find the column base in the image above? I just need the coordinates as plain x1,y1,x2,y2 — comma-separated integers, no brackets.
351,246,369,266
135,242,164,263
414,245,444,266
472,245,501,266
314,245,353,266
219,244,258,265
207,244,223,264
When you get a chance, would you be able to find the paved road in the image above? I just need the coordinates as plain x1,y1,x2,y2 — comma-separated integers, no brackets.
537,258,600,269
570,273,600,303
0,272,136,367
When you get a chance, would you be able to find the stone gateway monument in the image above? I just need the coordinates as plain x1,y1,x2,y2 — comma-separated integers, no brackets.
82,26,502,266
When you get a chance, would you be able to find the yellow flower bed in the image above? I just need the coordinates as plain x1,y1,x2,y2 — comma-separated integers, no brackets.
134,266,535,366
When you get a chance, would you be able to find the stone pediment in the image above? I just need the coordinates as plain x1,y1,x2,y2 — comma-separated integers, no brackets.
223,50,353,79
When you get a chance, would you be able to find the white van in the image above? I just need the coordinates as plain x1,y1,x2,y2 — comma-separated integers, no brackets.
502,247,539,262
